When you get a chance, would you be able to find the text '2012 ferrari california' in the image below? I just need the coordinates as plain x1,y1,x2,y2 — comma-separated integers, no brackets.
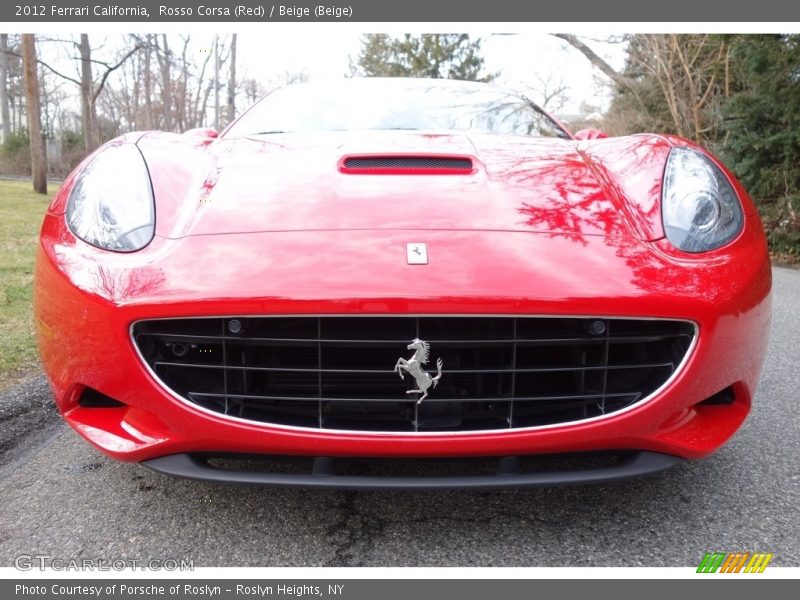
35,78,771,489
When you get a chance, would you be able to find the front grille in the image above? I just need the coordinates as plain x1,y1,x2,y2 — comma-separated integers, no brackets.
132,316,695,433
342,156,473,171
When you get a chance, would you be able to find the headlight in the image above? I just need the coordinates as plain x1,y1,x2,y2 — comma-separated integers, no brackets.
66,143,155,252
661,146,743,253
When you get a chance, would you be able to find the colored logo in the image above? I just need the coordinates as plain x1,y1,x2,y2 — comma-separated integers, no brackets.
696,552,773,573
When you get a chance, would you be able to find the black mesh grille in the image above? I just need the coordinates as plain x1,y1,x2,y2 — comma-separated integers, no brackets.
343,156,473,171
132,316,694,433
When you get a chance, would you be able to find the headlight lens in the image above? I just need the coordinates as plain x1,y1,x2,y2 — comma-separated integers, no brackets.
66,143,155,252
661,146,743,253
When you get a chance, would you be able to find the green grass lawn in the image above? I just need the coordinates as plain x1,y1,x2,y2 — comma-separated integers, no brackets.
0,179,52,388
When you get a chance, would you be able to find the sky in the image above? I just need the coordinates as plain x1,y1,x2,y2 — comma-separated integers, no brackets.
28,32,628,129
235,32,628,115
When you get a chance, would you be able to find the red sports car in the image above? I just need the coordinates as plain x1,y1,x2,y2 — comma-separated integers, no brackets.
34,78,771,489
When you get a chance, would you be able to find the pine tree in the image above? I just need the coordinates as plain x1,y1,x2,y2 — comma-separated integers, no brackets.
723,35,800,199
353,34,495,82
722,34,800,257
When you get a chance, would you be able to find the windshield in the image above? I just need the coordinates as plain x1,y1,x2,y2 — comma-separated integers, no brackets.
225,79,571,139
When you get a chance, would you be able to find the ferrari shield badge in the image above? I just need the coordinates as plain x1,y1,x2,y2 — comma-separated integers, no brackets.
393,338,443,404
406,242,428,265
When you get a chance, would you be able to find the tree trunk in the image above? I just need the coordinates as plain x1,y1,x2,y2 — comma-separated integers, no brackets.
79,34,97,151
213,35,220,131
553,34,637,91
0,34,11,142
21,34,47,194
143,34,152,129
159,34,173,130
176,36,190,131
191,41,213,127
226,33,237,126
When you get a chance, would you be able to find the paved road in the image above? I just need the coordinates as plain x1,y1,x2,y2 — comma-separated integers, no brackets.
1,268,798,567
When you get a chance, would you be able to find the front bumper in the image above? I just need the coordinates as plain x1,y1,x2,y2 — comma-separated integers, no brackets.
35,219,772,465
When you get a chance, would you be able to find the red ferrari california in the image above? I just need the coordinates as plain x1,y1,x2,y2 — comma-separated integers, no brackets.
34,78,771,488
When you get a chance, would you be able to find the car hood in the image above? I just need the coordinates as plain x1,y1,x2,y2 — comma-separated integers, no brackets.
138,130,673,241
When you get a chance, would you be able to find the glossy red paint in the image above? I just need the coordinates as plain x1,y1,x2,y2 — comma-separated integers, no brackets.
183,127,219,139
135,131,688,243
34,127,772,465
574,128,608,140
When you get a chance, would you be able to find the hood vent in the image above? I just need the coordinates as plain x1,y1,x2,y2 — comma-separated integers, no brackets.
341,155,474,174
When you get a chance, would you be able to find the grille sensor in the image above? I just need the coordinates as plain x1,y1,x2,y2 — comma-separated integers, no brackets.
341,156,474,173
133,316,695,434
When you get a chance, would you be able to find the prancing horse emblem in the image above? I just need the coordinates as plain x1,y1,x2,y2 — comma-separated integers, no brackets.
393,338,444,404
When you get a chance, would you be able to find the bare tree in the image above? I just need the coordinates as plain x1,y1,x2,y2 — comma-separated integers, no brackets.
39,65,67,137
553,34,636,91
191,40,213,128
527,72,570,112
0,35,33,135
555,33,731,144
14,35,142,150
637,34,730,143
78,34,97,150
158,34,173,130
143,34,153,129
82,35,141,149
240,78,263,105
0,34,10,141
21,34,46,193
213,35,220,130
120,33,221,132
173,36,191,131
226,33,237,125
